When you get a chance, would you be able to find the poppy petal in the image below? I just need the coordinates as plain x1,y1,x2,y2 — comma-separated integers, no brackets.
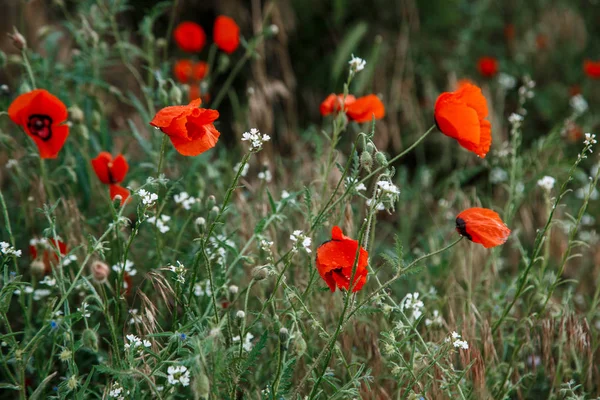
8,90,40,125
91,152,113,184
346,95,385,123
150,105,189,129
109,184,131,206
214,16,240,54
457,83,489,120
169,124,220,156
27,124,69,159
435,95,480,146
110,154,129,183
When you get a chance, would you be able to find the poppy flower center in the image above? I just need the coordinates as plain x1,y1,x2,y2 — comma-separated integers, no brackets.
455,217,472,240
27,114,53,141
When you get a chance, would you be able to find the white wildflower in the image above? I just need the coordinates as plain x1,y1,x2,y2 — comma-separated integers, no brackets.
348,54,366,73
290,230,311,253
537,176,556,191
570,94,588,115
0,242,22,258
128,309,143,325
241,128,270,152
167,261,186,284
424,310,443,327
508,113,524,125
400,292,424,321
194,280,212,297
584,133,597,147
497,73,516,90
147,214,171,233
233,332,254,351
490,167,508,184
112,260,136,276
138,189,158,206
258,169,272,182
77,301,91,318
5,159,17,169
167,365,190,387
173,192,196,210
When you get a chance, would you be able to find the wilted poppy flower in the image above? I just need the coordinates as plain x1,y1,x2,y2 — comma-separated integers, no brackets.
477,57,498,78
345,94,385,123
434,82,492,158
150,99,220,156
8,89,69,159
174,21,206,53
213,16,240,54
30,238,68,274
92,152,129,184
584,60,600,79
320,93,356,116
173,60,209,84
316,226,369,292
456,208,510,248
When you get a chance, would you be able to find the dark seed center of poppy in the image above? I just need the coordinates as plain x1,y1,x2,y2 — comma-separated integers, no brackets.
455,217,472,240
27,114,53,141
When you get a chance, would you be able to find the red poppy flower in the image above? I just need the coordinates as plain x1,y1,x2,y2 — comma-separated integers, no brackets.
30,238,68,274
150,99,220,156
173,22,206,53
434,82,492,158
320,93,357,116
8,89,69,159
109,184,130,206
213,16,240,54
316,226,369,293
477,57,499,78
173,60,209,84
584,60,600,79
92,152,129,185
345,95,385,123
456,208,510,248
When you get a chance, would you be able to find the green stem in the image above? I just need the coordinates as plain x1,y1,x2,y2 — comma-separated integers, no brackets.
157,135,168,176
21,49,36,89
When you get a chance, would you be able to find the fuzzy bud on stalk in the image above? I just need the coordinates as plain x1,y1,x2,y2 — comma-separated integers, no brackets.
90,260,110,283
169,85,183,104
251,266,267,281
30,260,46,277
193,372,210,399
82,328,99,352
360,151,373,172
8,27,26,51
69,106,84,124
375,152,388,167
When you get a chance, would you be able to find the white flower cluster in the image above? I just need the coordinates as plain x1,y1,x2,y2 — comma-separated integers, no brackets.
497,73,516,90
570,94,588,115
5,159,18,169
194,280,212,297
348,54,366,73
147,214,171,233
112,260,137,276
108,382,126,400
77,301,91,318
168,261,186,284
167,365,190,387
241,128,270,152
369,180,401,212
447,331,469,350
508,113,524,126
128,309,142,325
62,254,77,267
425,310,443,327
346,177,366,193
537,176,556,191
584,133,597,147
258,167,272,182
290,230,311,253
173,192,196,210
123,334,151,352
233,332,254,351
490,167,508,184
0,242,21,257
138,189,158,206
400,292,424,321
207,234,235,266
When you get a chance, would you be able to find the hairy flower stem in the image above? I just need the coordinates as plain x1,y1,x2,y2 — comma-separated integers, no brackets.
492,144,593,334
187,152,252,322
21,49,36,89
156,135,168,176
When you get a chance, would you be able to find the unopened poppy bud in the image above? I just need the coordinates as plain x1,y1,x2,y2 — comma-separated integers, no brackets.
169,85,182,104
30,260,46,277
0,84,8,95
69,106,84,124
236,310,245,319
90,260,110,283
73,124,89,140
194,372,210,399
156,38,167,48
209,206,219,219
251,266,267,281
375,152,387,167
206,195,216,208
279,327,289,342
293,336,307,356
91,110,102,131
195,217,206,226
229,285,238,294
158,88,169,105
269,24,279,36
365,142,375,154
360,151,373,172
8,27,26,51
82,328,99,352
